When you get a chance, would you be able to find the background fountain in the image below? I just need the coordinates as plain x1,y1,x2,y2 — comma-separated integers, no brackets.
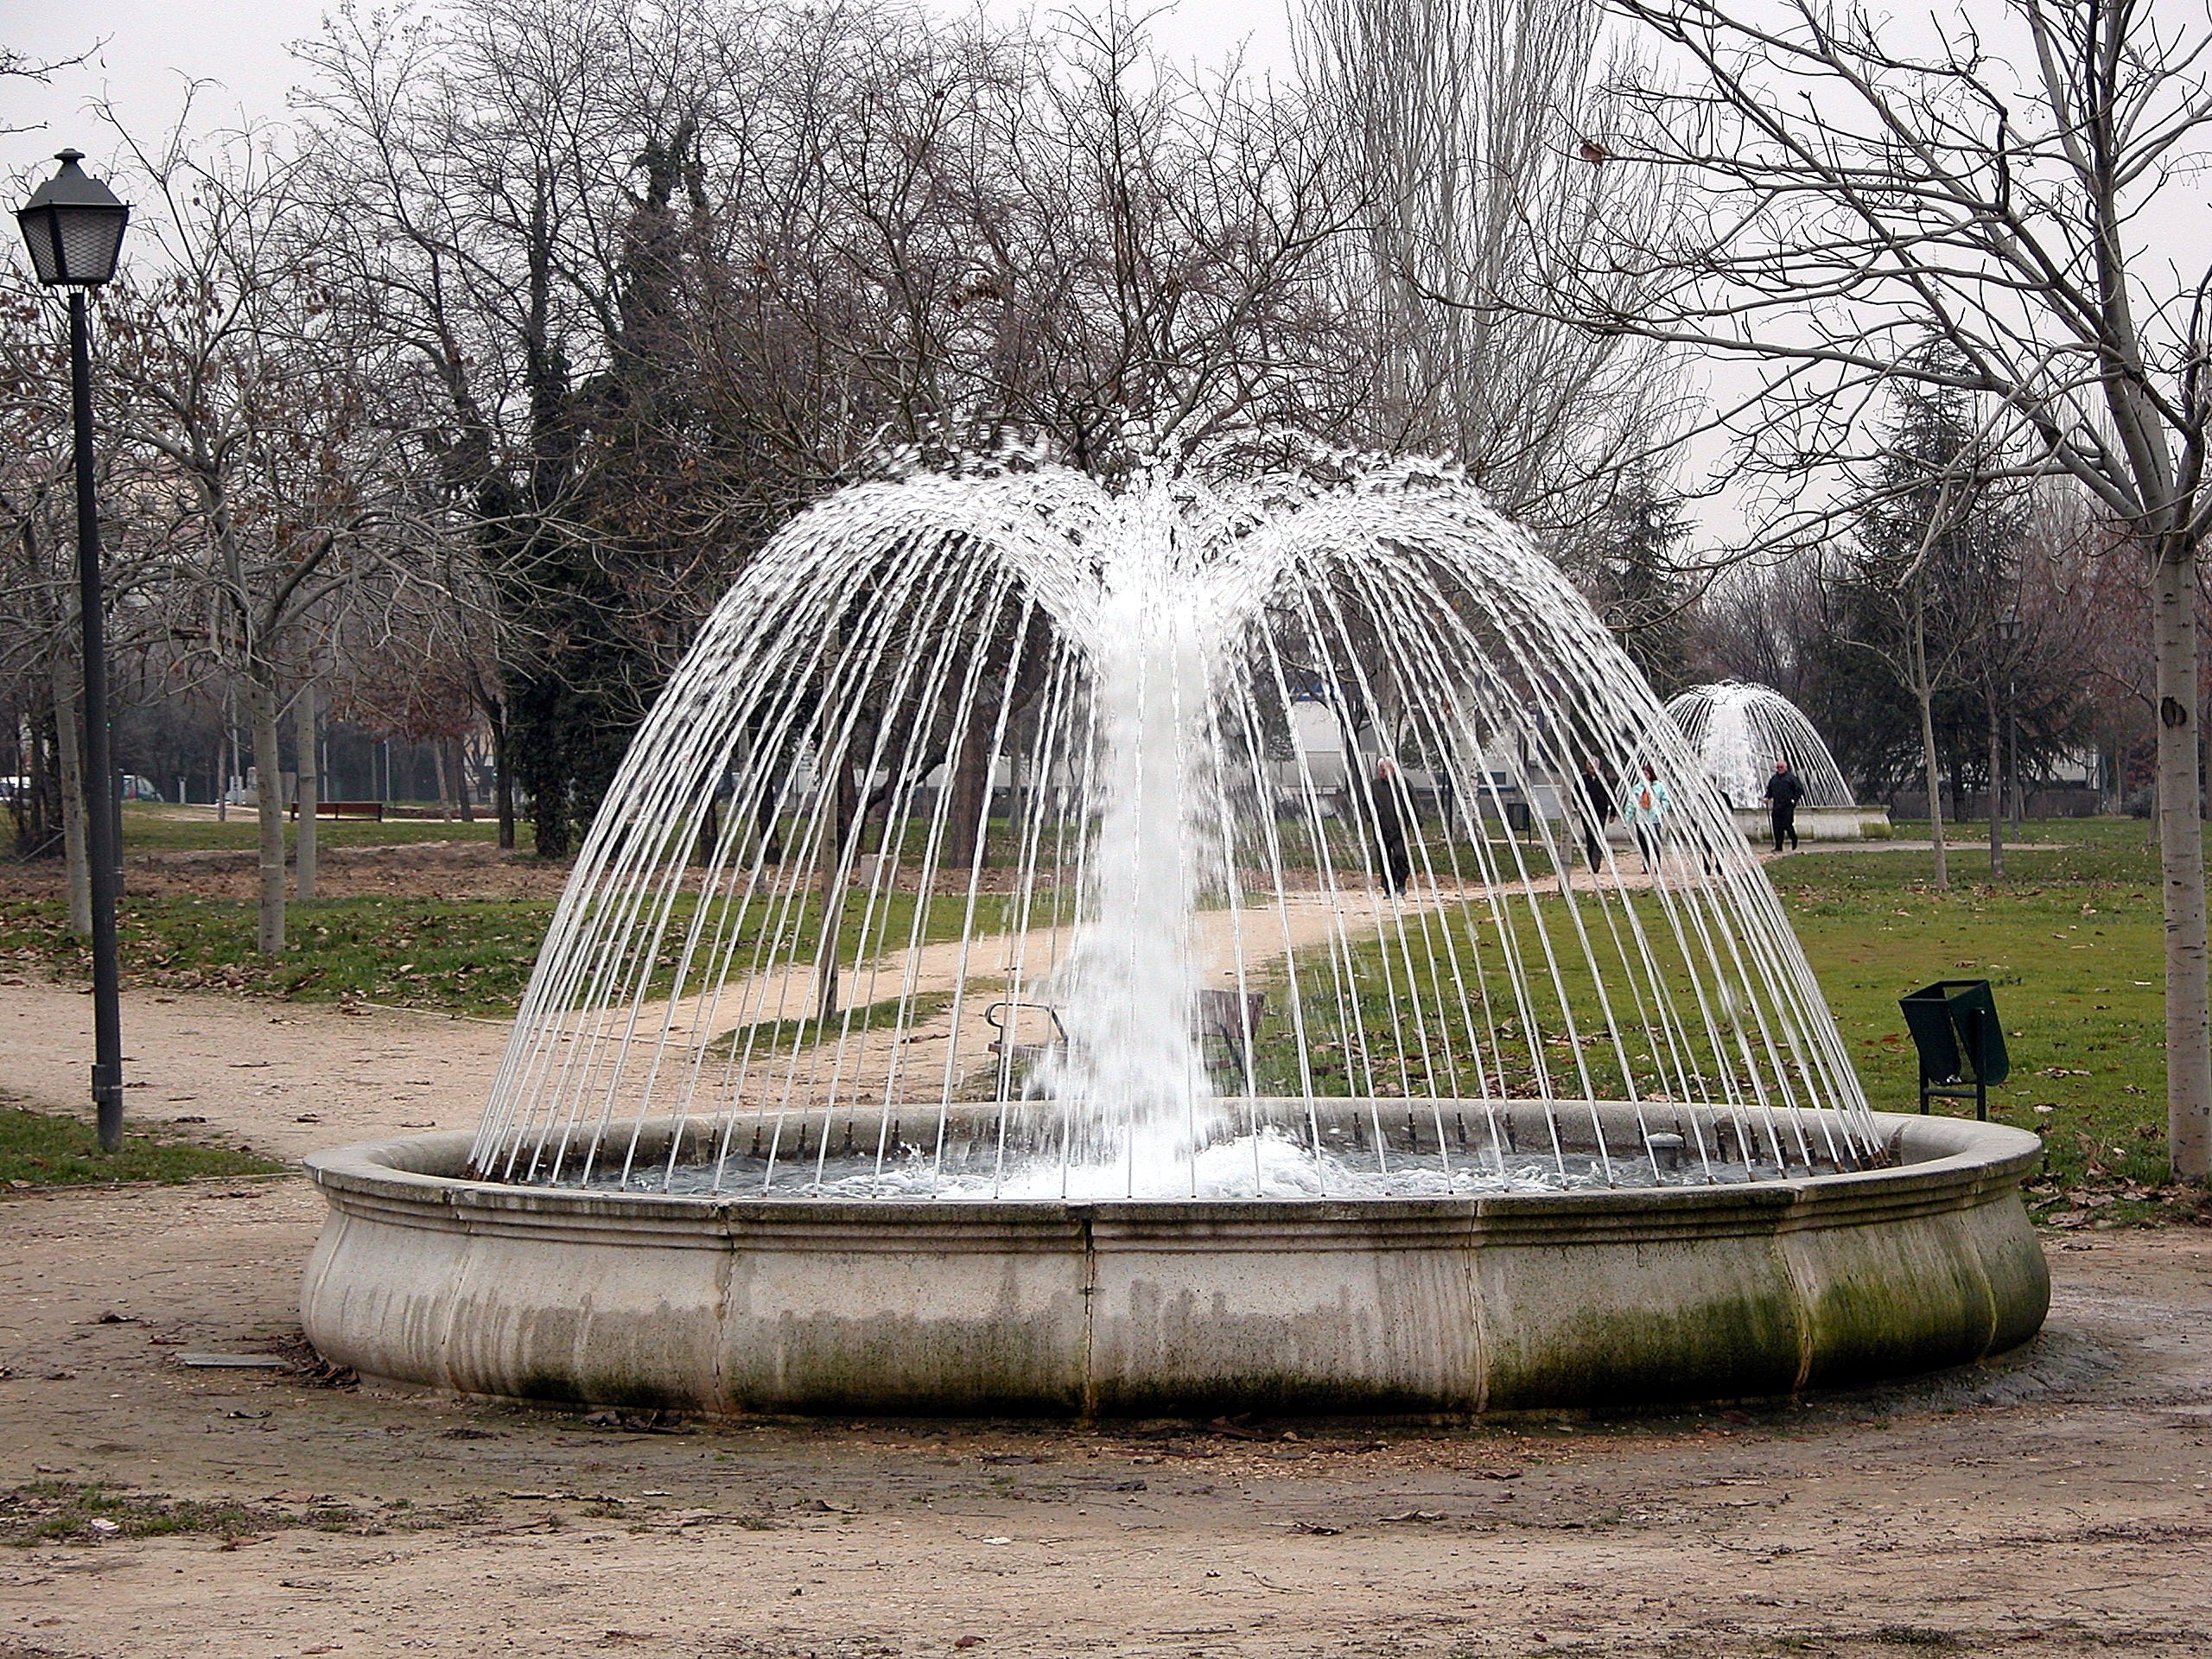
303,459,2042,1414
1667,681,1891,842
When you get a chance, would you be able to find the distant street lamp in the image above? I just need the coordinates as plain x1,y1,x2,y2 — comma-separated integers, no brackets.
18,150,130,1151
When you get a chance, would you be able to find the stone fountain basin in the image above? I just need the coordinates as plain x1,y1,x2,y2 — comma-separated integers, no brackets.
301,1104,2047,1416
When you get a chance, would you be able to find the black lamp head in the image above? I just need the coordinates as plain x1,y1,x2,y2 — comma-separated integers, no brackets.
16,149,130,288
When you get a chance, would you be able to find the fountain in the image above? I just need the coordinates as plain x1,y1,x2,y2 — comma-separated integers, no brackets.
303,460,2042,1414
1667,681,1891,842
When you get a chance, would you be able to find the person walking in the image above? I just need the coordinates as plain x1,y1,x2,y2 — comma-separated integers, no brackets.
1624,762,1670,874
1764,758,1803,853
1370,757,1412,895
1579,760,1613,871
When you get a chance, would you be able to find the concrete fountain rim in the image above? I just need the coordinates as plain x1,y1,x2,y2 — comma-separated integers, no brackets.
305,1104,2042,1229
300,1103,2048,1413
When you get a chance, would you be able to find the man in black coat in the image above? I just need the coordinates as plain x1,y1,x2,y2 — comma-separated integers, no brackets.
1764,759,1803,853
1370,757,1412,895
1579,760,1612,871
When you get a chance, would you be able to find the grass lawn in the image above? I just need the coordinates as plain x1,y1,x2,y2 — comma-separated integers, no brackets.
0,896,556,1017
1233,817,2185,1224
3,813,2196,1223
119,804,518,854
0,1099,283,1191
0,888,1019,1018
1777,819,2176,1222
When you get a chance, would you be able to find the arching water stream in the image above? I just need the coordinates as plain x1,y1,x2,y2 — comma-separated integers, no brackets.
471,460,1876,1200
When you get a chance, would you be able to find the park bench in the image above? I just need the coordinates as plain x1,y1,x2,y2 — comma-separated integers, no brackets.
288,799,385,822
983,988,1268,1093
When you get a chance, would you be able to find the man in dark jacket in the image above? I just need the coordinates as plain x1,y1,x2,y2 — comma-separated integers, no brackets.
1579,760,1612,871
1764,759,1803,853
1370,757,1411,895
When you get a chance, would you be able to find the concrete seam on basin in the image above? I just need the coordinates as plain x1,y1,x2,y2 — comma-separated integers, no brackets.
1960,1198,2003,1363
1774,1205,1816,1395
1078,1211,1098,1418
1463,1210,1490,1414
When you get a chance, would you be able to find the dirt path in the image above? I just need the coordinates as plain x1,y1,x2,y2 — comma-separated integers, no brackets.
0,1167,2207,1657
5,982,2211,1657
0,981,510,1161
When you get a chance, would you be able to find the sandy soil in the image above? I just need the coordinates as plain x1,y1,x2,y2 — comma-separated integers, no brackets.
0,840,573,905
3,980,2211,1658
0,981,509,1161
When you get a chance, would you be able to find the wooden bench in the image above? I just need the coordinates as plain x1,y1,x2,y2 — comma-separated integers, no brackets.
983,990,1267,1091
289,799,385,822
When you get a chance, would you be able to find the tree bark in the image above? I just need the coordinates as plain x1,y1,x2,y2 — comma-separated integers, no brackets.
493,724,513,848
467,668,514,849
217,703,232,823
49,654,92,938
432,740,453,822
451,739,476,823
295,676,318,901
2153,529,2210,1181
1913,594,1948,890
944,709,994,870
249,662,287,955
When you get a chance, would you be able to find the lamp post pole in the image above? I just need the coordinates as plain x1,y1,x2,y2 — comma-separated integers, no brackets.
70,287,124,1150
19,149,131,1151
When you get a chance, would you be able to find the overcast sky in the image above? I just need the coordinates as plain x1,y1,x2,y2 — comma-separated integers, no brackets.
2,0,1767,539
2,0,1298,181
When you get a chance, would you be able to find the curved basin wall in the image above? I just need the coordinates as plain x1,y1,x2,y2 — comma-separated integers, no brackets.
301,1109,2048,1416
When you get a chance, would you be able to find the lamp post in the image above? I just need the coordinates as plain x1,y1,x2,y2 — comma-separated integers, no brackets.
18,150,130,1151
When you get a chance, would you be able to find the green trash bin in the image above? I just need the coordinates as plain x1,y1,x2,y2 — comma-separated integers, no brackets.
1898,979,2010,1120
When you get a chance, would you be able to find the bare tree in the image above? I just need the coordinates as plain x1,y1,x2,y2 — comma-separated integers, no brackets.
0,259,173,936
104,117,435,951
1299,0,1689,547
1554,0,2212,1180
0,42,98,136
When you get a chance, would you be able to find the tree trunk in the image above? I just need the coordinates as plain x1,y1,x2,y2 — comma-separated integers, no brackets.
295,676,318,901
50,653,92,938
467,668,513,849
249,663,287,955
217,703,232,823
2153,530,2210,1182
944,710,994,870
493,723,513,848
1986,685,2004,881
815,756,845,1022
452,739,476,823
1913,594,1948,890
432,740,453,822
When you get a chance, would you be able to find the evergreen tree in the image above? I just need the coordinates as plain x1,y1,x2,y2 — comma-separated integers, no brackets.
1825,355,2026,884
1583,468,1695,696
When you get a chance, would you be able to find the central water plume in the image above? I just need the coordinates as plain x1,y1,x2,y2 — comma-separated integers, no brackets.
472,458,1877,1200
1040,531,1225,1174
